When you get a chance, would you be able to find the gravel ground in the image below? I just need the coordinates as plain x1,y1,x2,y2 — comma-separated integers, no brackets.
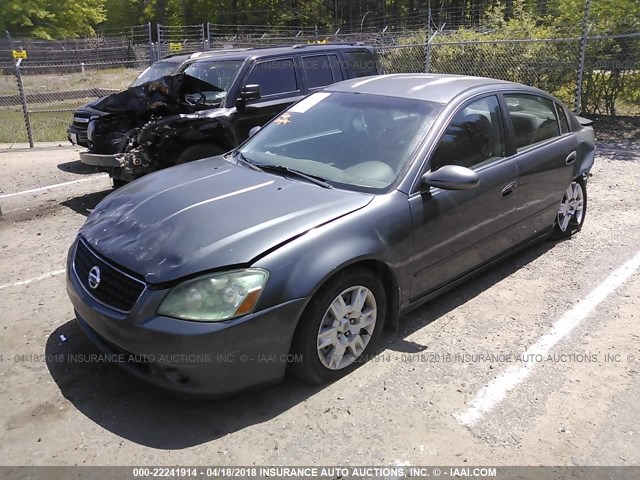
0,144,639,467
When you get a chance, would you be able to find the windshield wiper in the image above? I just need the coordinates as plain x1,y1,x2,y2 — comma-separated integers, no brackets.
255,164,333,189
231,150,262,171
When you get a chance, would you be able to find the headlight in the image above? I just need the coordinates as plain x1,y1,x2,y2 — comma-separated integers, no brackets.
157,269,268,321
86,120,95,141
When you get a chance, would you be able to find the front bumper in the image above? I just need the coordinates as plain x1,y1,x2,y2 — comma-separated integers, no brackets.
79,151,122,168
68,125,89,147
66,257,306,398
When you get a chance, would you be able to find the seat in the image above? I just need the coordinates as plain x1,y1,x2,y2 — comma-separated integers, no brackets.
431,113,493,170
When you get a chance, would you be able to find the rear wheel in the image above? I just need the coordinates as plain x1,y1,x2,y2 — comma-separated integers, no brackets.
289,268,386,384
176,144,225,165
552,177,587,239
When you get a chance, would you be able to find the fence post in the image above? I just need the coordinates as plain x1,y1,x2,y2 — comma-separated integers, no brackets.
424,7,432,73
574,0,591,114
147,22,155,64
156,23,163,59
14,59,34,148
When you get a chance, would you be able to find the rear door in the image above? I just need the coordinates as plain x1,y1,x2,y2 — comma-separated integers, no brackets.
501,93,578,240
409,94,521,298
301,54,344,91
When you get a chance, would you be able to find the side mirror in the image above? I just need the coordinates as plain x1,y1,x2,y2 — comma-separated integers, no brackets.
420,165,479,191
248,126,261,137
238,84,261,103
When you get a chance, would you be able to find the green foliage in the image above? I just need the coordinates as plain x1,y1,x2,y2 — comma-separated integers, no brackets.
551,0,640,35
381,1,578,104
101,0,146,28
0,0,106,38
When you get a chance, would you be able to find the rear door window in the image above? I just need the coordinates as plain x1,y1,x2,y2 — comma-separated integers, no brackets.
246,58,298,97
504,93,561,152
556,103,570,134
302,54,343,89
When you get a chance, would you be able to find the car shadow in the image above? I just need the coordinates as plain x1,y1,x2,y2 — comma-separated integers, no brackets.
57,160,100,175
60,189,112,217
385,240,556,351
46,239,555,449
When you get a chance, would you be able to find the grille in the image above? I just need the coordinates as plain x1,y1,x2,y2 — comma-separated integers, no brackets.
73,239,146,313
73,113,91,130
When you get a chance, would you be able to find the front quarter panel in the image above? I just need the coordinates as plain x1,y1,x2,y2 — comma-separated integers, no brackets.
252,191,414,322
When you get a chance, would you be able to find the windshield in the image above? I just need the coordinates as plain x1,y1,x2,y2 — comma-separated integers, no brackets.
131,61,181,86
182,60,244,106
239,91,441,192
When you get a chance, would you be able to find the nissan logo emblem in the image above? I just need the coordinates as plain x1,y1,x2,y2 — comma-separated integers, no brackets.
88,266,101,290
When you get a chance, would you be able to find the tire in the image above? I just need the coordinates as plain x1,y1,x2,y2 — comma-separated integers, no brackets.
289,268,387,385
176,144,225,165
111,178,127,189
552,176,587,239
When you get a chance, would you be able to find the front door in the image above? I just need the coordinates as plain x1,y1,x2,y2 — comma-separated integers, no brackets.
409,95,520,299
231,57,305,142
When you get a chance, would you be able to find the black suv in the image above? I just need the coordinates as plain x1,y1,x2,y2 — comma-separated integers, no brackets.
72,44,381,184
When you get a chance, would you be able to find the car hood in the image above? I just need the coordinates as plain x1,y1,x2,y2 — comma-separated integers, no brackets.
80,157,373,284
92,73,219,116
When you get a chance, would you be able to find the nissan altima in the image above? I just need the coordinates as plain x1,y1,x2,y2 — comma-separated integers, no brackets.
66,74,595,397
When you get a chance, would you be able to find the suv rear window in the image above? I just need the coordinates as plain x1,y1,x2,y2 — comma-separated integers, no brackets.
343,50,379,78
247,58,298,96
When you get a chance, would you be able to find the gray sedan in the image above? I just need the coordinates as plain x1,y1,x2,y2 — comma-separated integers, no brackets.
66,74,595,396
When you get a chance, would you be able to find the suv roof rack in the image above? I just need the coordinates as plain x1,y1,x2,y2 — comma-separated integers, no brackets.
292,42,366,48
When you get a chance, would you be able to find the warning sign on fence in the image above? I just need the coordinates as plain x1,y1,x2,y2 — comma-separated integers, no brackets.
12,50,28,59
169,43,183,52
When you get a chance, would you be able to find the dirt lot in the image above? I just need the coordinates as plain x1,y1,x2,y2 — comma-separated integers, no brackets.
0,144,639,466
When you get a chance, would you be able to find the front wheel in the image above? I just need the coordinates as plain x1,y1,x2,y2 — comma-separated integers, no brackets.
176,144,225,165
111,177,128,189
289,268,386,385
552,177,587,239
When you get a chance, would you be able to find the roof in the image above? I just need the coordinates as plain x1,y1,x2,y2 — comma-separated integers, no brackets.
326,73,515,104
173,43,375,64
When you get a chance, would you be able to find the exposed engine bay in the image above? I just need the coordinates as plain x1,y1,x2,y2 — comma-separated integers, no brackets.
84,74,230,181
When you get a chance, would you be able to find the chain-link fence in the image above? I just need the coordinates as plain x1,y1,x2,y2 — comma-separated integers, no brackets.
580,33,640,145
1,25,638,147
380,38,581,112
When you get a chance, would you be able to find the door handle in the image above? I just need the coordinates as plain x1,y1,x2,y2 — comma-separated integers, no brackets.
501,181,517,198
566,151,577,165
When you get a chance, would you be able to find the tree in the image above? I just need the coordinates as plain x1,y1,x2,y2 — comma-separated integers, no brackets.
101,0,147,28
0,0,106,38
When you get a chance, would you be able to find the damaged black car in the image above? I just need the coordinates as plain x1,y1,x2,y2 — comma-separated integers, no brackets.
73,44,381,186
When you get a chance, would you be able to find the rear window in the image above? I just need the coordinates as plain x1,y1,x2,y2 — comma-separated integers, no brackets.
343,50,379,78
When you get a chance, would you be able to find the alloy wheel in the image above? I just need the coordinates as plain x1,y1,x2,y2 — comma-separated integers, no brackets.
557,181,585,232
316,285,377,370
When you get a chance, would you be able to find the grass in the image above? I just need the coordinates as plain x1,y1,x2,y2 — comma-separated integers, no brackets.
0,107,76,143
0,67,141,96
0,67,141,143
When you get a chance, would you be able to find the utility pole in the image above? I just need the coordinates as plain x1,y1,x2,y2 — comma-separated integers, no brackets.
574,0,591,113
382,0,386,30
